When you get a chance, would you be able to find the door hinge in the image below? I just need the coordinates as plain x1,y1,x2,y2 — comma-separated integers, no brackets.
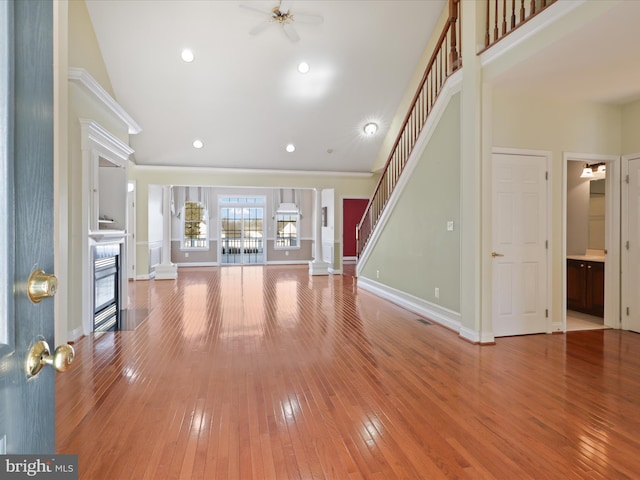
626,240,630,250
545,171,548,180
626,174,630,184
545,240,548,249
545,309,548,318
627,307,630,316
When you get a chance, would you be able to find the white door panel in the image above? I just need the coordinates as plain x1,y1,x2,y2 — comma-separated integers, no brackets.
624,158,640,332
492,153,548,337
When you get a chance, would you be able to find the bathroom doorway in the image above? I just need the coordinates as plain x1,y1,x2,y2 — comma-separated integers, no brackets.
564,154,620,331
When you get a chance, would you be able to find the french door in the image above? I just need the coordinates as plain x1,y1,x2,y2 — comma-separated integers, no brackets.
220,205,264,265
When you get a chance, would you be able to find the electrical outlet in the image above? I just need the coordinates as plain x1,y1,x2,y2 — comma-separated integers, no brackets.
447,221,454,231
376,270,380,279
185,252,189,258
435,287,440,298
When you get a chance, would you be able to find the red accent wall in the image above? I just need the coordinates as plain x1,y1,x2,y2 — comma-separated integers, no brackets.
342,198,369,257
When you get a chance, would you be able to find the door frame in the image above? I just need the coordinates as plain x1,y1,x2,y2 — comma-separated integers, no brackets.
490,147,552,335
621,153,640,331
562,152,620,331
127,180,137,280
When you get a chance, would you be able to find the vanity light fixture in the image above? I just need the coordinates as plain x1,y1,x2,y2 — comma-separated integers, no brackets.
181,49,195,63
363,122,378,136
286,143,296,153
192,139,204,149
580,162,606,180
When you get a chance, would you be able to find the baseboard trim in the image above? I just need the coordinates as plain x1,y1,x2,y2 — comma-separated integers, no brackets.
357,276,461,333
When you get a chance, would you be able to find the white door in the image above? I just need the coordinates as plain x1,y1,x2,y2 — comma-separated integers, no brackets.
492,153,549,336
623,157,640,332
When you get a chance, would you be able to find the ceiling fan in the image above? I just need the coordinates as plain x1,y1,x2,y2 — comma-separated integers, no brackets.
240,0,324,43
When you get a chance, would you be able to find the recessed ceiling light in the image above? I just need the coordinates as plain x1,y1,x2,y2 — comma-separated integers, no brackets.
286,144,296,153
297,62,310,74
181,49,195,63
192,139,203,149
363,122,378,136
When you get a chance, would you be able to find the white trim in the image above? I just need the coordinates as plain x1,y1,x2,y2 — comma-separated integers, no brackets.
458,326,495,345
68,326,84,343
79,119,134,163
133,163,374,177
357,69,463,273
69,67,142,135
358,277,461,333
176,262,219,267
267,260,310,266
69,67,141,134
562,152,620,332
620,153,639,331
479,0,586,66
136,274,152,280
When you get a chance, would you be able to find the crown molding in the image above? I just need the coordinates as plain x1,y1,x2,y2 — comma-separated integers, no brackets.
131,164,374,178
68,67,141,135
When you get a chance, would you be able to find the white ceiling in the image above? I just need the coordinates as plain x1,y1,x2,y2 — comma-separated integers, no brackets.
86,0,446,173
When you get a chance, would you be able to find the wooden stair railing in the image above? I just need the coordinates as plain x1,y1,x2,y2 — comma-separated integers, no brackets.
482,0,558,50
356,0,561,259
356,0,461,257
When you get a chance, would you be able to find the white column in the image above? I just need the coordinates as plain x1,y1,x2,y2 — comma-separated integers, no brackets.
155,185,178,279
309,188,329,275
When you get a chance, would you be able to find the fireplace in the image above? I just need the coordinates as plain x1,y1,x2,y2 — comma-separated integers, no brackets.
93,244,120,332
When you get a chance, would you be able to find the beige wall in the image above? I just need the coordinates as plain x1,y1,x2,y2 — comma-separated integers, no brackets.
491,90,622,323
360,93,461,311
372,2,450,173
566,161,590,255
64,0,131,338
68,0,115,97
622,99,640,155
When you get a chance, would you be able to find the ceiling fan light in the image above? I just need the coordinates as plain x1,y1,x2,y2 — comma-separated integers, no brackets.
363,122,378,136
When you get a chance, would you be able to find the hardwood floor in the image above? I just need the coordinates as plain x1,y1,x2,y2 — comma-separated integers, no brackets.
57,265,640,479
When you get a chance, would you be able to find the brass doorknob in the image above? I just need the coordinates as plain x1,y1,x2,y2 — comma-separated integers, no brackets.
27,340,75,377
491,251,504,258
28,269,58,303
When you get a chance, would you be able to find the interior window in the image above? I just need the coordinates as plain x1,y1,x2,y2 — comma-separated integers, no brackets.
275,213,299,248
183,201,208,249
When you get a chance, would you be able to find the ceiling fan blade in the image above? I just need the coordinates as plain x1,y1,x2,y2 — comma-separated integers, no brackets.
249,20,273,36
292,12,324,24
279,0,292,14
239,4,272,16
282,23,300,42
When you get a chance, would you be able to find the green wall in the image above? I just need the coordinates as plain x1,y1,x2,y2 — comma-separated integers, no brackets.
360,93,461,312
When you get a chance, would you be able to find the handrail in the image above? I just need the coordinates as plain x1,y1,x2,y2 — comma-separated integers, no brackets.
356,0,461,257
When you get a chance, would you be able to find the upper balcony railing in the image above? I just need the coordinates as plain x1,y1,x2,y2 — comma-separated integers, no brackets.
356,0,461,257
481,0,557,51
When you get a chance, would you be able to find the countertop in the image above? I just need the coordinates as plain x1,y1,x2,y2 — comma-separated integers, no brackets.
567,254,605,263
